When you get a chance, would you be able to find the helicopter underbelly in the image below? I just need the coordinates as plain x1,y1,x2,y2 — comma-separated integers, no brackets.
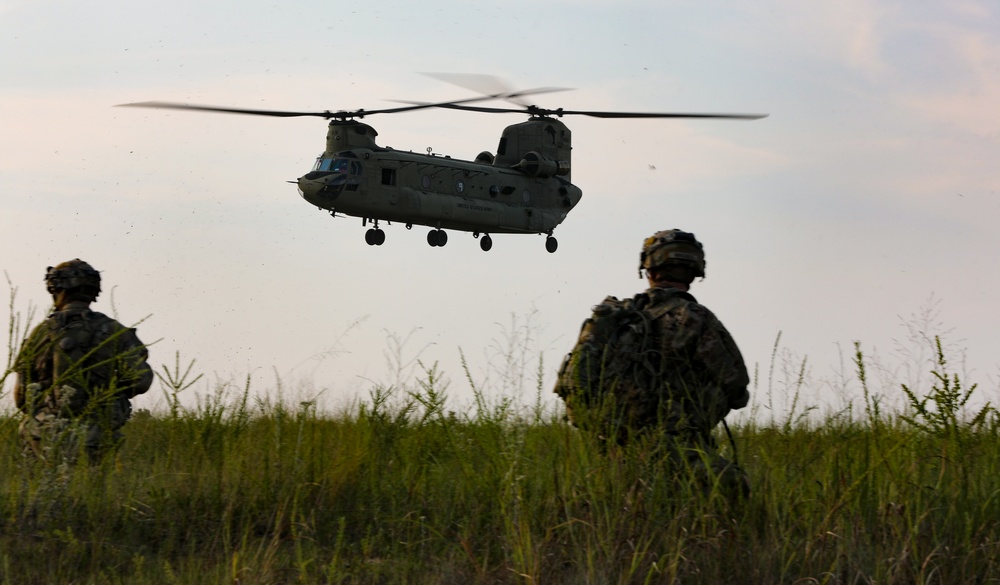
326,188,562,234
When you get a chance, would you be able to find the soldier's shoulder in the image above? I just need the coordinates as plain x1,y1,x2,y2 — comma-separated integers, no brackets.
683,298,717,317
18,320,53,356
28,316,55,333
682,300,730,332
85,311,144,340
83,310,130,327
642,287,700,312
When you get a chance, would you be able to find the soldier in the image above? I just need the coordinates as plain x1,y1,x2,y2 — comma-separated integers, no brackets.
555,230,750,497
13,259,153,464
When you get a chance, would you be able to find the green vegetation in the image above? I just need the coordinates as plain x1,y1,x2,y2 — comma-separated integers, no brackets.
2,286,999,584
1,353,999,584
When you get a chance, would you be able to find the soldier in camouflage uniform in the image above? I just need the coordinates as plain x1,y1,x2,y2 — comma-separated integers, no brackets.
13,259,153,464
556,230,750,497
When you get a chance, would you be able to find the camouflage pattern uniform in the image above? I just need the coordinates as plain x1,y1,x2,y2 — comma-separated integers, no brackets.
635,285,749,495
557,230,750,497
13,259,153,464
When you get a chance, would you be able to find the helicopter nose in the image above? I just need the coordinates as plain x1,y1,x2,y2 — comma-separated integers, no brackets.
297,173,345,208
296,176,326,206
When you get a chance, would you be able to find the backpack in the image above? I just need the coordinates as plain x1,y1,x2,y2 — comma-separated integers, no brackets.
46,309,120,414
554,289,695,437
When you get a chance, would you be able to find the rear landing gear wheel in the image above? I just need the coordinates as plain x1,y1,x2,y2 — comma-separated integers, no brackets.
365,228,386,246
365,229,376,245
373,229,385,245
480,234,493,252
545,236,558,253
427,229,448,247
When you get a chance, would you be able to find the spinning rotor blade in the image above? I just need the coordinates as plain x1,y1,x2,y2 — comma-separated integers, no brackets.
417,73,766,119
117,86,571,121
559,109,767,120
406,102,768,120
116,102,335,118
420,72,571,106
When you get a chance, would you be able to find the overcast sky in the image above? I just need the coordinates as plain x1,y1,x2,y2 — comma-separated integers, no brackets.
2,0,998,420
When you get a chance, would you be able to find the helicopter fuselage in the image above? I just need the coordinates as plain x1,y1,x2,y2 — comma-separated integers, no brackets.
297,148,581,235
294,118,582,249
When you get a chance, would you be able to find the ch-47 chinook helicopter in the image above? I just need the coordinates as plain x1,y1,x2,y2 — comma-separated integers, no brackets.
120,77,765,253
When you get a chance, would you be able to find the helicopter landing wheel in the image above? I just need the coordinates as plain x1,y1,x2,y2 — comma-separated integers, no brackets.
480,234,493,252
373,228,385,246
427,229,447,247
545,236,558,253
365,229,376,246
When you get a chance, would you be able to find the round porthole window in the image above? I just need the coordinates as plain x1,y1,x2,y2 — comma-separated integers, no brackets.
421,175,431,189
455,180,465,193
522,190,531,203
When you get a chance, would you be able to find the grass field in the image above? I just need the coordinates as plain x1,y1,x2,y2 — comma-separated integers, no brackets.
1,339,999,585
2,284,998,584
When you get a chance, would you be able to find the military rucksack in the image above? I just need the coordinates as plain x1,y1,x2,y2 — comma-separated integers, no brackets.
44,309,120,415
554,289,695,439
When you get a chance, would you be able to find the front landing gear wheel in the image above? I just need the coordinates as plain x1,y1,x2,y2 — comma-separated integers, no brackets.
480,234,493,252
545,236,558,253
365,229,385,246
427,229,448,247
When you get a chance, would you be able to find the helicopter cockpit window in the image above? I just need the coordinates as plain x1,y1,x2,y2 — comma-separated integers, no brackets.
313,158,352,173
350,161,362,175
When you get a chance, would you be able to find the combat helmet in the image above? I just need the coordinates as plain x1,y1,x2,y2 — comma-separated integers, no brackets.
639,229,706,279
45,259,102,299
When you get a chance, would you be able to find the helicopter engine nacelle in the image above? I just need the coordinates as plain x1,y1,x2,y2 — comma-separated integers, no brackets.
517,151,570,178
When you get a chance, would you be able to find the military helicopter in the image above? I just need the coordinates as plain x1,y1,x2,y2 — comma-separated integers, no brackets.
120,77,765,253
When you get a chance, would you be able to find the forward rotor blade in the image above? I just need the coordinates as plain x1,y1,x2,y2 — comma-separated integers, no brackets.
116,101,334,118
116,89,574,120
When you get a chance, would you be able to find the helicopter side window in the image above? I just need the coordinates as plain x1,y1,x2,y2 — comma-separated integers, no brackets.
331,159,350,173
350,161,363,175
381,168,396,186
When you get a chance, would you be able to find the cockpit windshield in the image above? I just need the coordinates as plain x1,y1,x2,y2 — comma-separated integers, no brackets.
312,157,352,173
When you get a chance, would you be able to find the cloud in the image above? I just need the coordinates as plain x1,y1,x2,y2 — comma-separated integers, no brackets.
896,30,1000,137
720,0,894,79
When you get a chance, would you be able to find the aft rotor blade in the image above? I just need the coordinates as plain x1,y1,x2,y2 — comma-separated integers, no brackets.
560,109,767,120
417,102,768,120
